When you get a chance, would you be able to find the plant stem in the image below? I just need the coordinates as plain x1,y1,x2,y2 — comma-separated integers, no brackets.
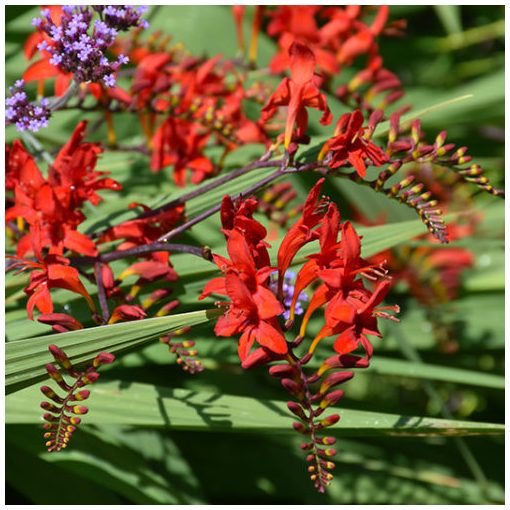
94,262,110,323
71,243,211,267
48,80,80,111
101,243,212,263
138,158,282,220
157,167,286,242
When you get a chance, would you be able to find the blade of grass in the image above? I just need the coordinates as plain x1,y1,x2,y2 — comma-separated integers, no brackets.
6,309,221,394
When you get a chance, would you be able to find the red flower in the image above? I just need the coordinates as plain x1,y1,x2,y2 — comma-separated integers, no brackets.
8,238,95,321
6,122,121,257
200,229,287,361
277,178,328,288
337,6,389,65
220,195,270,269
150,117,214,186
310,279,394,358
262,41,332,148
321,109,388,178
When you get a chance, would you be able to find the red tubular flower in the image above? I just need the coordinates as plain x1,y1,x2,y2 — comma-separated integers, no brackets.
150,117,214,186
220,195,270,268
262,41,332,148
277,178,328,289
321,109,388,178
8,239,95,321
200,229,286,361
6,122,121,257
337,6,389,65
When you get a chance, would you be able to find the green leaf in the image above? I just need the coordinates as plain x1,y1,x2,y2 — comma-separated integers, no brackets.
6,381,504,436
433,5,462,36
5,309,220,395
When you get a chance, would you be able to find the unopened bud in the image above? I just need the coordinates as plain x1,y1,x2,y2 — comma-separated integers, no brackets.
287,401,307,420
319,414,340,428
93,352,115,367
292,421,310,434
319,371,354,394
320,389,345,409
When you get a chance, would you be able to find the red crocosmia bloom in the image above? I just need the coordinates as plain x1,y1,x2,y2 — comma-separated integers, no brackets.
287,202,342,322
6,139,45,193
131,52,173,108
337,6,389,65
306,275,395,359
150,117,214,186
99,203,185,251
269,32,339,78
49,121,122,207
262,41,332,148
322,109,388,178
109,305,147,324
200,229,287,361
296,220,377,333
8,243,95,321
6,122,120,258
277,178,328,288
220,195,271,269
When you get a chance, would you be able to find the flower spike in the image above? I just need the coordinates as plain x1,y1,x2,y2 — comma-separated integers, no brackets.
40,345,115,452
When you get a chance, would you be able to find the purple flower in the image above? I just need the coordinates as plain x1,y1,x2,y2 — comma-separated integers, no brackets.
98,5,150,31
270,270,308,321
33,5,148,88
5,80,51,132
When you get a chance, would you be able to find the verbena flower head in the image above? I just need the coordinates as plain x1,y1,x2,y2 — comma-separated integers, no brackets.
33,5,148,87
94,5,150,31
5,79,51,132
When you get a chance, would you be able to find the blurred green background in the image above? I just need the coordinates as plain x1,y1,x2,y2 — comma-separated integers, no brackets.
5,5,504,504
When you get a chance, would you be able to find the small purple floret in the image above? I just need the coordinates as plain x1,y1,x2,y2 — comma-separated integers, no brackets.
5,80,51,132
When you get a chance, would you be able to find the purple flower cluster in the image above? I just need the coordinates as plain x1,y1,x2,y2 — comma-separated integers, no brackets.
34,5,148,88
5,80,51,132
93,5,150,31
271,270,308,321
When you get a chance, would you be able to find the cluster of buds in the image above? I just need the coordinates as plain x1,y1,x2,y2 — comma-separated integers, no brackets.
270,351,369,492
40,345,115,452
161,335,203,374
5,80,51,132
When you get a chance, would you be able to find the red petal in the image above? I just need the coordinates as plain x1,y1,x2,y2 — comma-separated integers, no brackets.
333,326,360,355
199,277,227,299
238,328,256,361
23,58,60,82
289,41,316,85
253,286,284,320
254,320,287,354
63,229,98,257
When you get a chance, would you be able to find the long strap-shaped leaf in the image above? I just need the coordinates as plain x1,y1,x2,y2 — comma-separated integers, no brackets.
6,381,504,436
6,309,221,395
